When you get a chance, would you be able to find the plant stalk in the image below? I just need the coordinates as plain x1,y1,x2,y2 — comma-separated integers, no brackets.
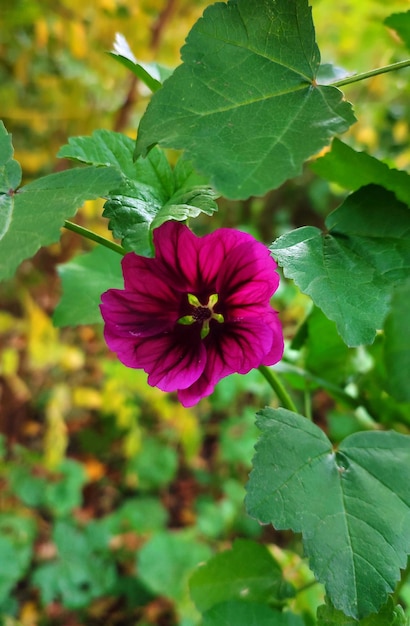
63,220,126,256
330,59,410,88
258,365,298,413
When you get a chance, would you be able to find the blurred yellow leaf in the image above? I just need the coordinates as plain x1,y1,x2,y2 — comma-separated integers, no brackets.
44,383,70,469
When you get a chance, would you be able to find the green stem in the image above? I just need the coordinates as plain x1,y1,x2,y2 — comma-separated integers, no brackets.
258,366,298,413
63,220,126,256
330,59,410,88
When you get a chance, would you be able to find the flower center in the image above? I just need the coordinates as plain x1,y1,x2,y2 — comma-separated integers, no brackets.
178,293,224,339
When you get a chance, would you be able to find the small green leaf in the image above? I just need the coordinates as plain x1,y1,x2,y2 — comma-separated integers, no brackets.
201,600,304,626
383,278,410,403
109,33,172,91
385,11,410,51
137,531,211,604
304,306,353,384
58,129,137,178
0,121,21,192
317,596,408,625
32,520,116,609
271,185,410,346
311,139,410,205
189,539,293,613
58,129,218,255
135,0,355,199
246,408,410,619
0,122,123,281
53,246,124,327
0,514,36,603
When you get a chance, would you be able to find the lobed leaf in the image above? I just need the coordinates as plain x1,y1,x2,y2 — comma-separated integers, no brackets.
59,129,218,255
311,138,410,205
270,185,410,346
0,122,123,281
135,0,355,199
246,408,410,619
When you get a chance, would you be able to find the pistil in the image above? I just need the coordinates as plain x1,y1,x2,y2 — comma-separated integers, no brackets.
178,293,224,338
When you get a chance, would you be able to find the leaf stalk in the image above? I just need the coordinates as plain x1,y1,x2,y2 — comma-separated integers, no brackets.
63,220,126,256
330,59,410,88
258,365,298,413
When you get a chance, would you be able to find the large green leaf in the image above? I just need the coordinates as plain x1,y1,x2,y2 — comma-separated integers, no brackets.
245,408,410,619
270,185,410,346
53,246,123,327
189,539,293,613
383,278,410,403
134,0,355,200
59,129,218,255
317,597,408,625
311,139,410,205
0,122,123,281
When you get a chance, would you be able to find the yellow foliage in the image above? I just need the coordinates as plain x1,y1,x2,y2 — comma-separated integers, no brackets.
44,383,70,469
35,18,49,49
73,386,103,409
23,294,85,372
69,21,88,59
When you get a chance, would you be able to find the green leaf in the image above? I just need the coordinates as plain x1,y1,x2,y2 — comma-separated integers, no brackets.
109,33,173,91
0,123,123,281
311,139,410,205
58,129,218,255
126,437,178,491
201,600,304,626
271,185,410,346
317,596,408,625
58,129,137,178
0,120,21,192
137,531,211,604
43,459,87,517
385,11,410,51
32,520,116,609
383,278,410,403
0,514,36,603
189,538,293,613
53,246,123,327
246,408,410,619
135,0,355,200
304,306,353,384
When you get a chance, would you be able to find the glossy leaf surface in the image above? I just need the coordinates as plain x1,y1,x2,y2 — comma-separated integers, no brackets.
271,185,410,346
246,408,410,618
0,122,122,281
135,0,355,199
59,129,218,255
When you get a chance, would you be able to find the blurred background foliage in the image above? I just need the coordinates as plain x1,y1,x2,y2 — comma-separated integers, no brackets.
0,0,409,624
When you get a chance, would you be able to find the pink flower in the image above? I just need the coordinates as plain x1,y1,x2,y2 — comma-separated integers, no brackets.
100,221,283,407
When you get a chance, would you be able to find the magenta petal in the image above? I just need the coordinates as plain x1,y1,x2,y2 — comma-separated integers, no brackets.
153,221,200,290
104,330,207,392
178,316,282,406
219,239,279,305
260,311,285,366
